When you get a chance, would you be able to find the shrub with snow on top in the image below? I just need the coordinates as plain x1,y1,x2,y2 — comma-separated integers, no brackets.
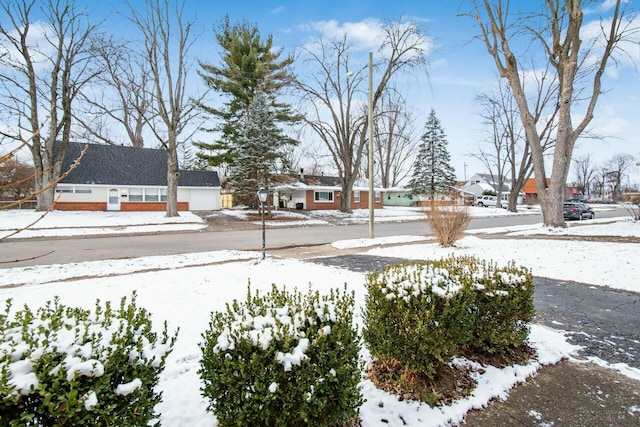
199,284,362,427
0,293,177,426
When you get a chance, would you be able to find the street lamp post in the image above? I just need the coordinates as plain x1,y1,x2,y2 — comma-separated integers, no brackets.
257,188,268,260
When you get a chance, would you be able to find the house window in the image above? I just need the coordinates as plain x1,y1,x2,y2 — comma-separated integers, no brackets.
55,186,73,193
353,191,360,203
375,191,381,203
146,188,159,202
128,187,168,202
129,188,143,201
314,191,333,202
55,185,92,194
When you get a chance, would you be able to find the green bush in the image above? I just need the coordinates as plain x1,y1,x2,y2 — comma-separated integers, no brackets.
363,259,476,378
469,259,535,354
363,256,536,378
199,284,362,427
0,293,177,426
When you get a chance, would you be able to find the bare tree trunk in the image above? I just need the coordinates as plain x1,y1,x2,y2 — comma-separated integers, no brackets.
128,0,200,217
296,21,429,213
0,0,98,212
340,185,352,213
469,0,627,227
166,143,179,217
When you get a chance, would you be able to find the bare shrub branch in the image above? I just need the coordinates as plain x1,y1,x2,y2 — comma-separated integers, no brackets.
423,204,470,248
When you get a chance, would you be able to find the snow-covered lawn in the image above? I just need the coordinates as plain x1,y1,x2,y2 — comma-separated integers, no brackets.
0,210,207,238
0,208,638,426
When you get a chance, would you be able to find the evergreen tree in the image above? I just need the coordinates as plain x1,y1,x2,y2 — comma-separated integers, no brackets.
195,15,298,167
409,109,457,199
229,92,296,207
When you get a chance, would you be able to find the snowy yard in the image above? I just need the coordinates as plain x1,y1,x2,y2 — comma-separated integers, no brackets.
0,207,638,426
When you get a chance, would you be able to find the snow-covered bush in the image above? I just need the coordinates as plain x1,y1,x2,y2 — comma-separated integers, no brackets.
363,256,535,380
0,293,177,426
199,284,362,427
363,259,476,378
468,259,535,354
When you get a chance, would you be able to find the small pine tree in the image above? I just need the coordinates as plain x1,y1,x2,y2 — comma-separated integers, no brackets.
229,92,296,207
178,142,196,170
409,109,457,200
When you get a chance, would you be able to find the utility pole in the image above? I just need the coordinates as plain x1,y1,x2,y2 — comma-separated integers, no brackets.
368,52,374,239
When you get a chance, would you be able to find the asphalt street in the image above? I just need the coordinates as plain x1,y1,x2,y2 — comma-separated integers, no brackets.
309,254,640,369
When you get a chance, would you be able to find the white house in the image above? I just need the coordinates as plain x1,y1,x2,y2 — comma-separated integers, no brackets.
54,142,221,212
459,173,524,204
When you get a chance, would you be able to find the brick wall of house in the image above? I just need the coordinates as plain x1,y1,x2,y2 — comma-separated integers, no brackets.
120,202,189,211
305,190,340,210
54,202,108,211
55,202,189,211
304,190,383,210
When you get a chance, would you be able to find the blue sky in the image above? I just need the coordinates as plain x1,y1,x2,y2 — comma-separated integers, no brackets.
135,0,640,184
5,0,640,185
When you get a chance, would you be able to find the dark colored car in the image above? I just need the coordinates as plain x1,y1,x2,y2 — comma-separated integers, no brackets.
563,202,595,220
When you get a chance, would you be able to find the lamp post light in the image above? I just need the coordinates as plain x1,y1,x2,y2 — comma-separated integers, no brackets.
257,188,268,260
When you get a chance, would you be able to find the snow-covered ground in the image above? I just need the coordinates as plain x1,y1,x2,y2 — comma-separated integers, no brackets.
0,207,638,426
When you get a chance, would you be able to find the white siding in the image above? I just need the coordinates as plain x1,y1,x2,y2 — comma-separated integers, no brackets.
188,188,220,211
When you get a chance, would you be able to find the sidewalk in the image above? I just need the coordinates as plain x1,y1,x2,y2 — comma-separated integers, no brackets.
272,243,640,426
464,360,640,426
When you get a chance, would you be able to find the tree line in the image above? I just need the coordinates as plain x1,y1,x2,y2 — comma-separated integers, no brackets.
0,0,636,227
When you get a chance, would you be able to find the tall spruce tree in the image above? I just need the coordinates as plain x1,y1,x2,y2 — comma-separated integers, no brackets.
195,15,298,167
409,109,457,199
229,92,295,207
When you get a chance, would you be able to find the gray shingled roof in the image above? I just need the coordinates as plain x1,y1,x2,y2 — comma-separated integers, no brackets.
302,174,342,187
59,142,219,187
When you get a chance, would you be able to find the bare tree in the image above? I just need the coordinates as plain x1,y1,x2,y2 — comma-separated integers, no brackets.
296,20,430,212
0,154,35,200
372,88,418,188
593,165,609,198
468,0,635,227
0,0,100,211
606,153,636,201
572,154,595,198
473,87,512,209
473,76,557,211
79,36,154,147
127,0,201,217
1,137,86,252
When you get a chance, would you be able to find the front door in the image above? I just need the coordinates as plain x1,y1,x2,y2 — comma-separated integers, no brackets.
107,188,121,211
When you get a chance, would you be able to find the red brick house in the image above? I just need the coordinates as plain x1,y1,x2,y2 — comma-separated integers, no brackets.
274,172,383,211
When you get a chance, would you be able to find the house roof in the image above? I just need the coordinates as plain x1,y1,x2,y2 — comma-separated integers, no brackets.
302,174,342,187
275,173,383,191
59,142,220,187
468,173,512,191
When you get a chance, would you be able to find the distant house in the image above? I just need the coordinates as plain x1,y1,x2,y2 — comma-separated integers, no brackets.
522,178,576,203
383,187,414,207
54,142,221,211
459,173,524,204
274,170,383,210
385,186,463,207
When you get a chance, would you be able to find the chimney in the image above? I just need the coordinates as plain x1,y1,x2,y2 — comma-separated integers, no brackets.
300,168,304,182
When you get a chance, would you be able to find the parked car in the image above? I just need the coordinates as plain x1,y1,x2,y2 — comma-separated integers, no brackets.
563,202,595,220
474,195,506,208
